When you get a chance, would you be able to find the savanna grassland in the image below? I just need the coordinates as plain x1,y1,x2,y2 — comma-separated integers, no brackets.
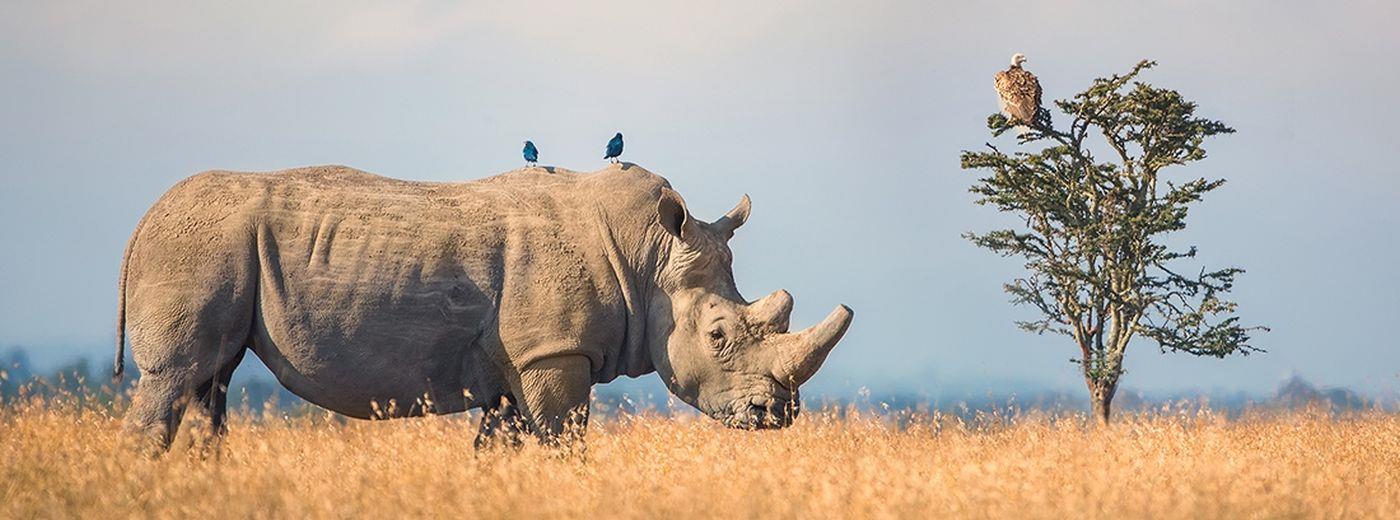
2,398,1398,519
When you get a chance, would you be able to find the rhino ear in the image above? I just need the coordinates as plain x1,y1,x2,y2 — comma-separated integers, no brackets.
712,194,750,240
657,187,692,239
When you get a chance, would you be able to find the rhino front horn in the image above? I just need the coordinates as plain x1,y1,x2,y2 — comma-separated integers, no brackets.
770,305,854,387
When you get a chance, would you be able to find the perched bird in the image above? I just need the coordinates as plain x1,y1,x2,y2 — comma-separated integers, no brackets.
604,132,624,163
522,140,539,167
994,53,1043,136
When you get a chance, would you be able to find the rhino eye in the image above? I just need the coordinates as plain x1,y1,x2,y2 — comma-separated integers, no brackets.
707,329,725,342
706,328,727,349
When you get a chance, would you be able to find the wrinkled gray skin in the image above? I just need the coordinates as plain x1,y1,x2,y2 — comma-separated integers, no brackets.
115,163,853,452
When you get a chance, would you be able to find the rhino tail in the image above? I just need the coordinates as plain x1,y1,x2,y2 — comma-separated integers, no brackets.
114,210,152,382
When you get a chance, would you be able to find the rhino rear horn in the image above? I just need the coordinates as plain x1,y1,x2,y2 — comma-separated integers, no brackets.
749,289,794,333
712,195,751,239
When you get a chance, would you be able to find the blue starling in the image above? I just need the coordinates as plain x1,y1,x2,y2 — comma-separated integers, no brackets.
604,132,624,163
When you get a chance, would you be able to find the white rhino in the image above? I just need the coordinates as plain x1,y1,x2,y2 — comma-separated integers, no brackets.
114,163,852,451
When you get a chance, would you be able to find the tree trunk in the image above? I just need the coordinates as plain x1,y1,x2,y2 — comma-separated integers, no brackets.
1088,380,1117,425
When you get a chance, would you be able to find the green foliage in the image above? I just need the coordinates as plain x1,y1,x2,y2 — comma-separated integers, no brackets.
962,60,1265,402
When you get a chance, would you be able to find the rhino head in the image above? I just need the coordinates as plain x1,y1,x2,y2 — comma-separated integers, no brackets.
647,187,853,429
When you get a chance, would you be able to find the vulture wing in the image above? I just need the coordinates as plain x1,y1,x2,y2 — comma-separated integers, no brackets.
995,67,1042,125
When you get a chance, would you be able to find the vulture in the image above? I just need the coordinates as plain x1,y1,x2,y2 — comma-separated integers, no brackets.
995,53,1042,135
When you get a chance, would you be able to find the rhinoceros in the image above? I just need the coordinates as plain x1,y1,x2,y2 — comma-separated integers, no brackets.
114,163,852,451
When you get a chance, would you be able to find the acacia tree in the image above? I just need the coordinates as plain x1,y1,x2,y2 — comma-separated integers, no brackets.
962,60,1265,423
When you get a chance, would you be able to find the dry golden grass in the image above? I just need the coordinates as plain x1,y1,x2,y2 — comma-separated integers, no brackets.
2,399,1398,519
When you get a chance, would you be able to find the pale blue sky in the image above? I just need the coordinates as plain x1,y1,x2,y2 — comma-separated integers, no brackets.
2,1,1397,397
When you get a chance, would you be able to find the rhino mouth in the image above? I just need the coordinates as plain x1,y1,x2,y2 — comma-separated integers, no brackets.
715,393,800,430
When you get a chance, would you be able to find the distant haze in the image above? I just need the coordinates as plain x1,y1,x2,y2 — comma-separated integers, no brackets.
2,1,1397,397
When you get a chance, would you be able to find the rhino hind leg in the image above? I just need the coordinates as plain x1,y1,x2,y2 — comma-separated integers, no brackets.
122,373,193,455
186,347,247,455
123,306,253,455
124,347,246,455
474,394,532,450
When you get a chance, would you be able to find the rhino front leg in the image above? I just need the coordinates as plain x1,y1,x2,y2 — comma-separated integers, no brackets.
512,355,593,450
474,394,531,450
